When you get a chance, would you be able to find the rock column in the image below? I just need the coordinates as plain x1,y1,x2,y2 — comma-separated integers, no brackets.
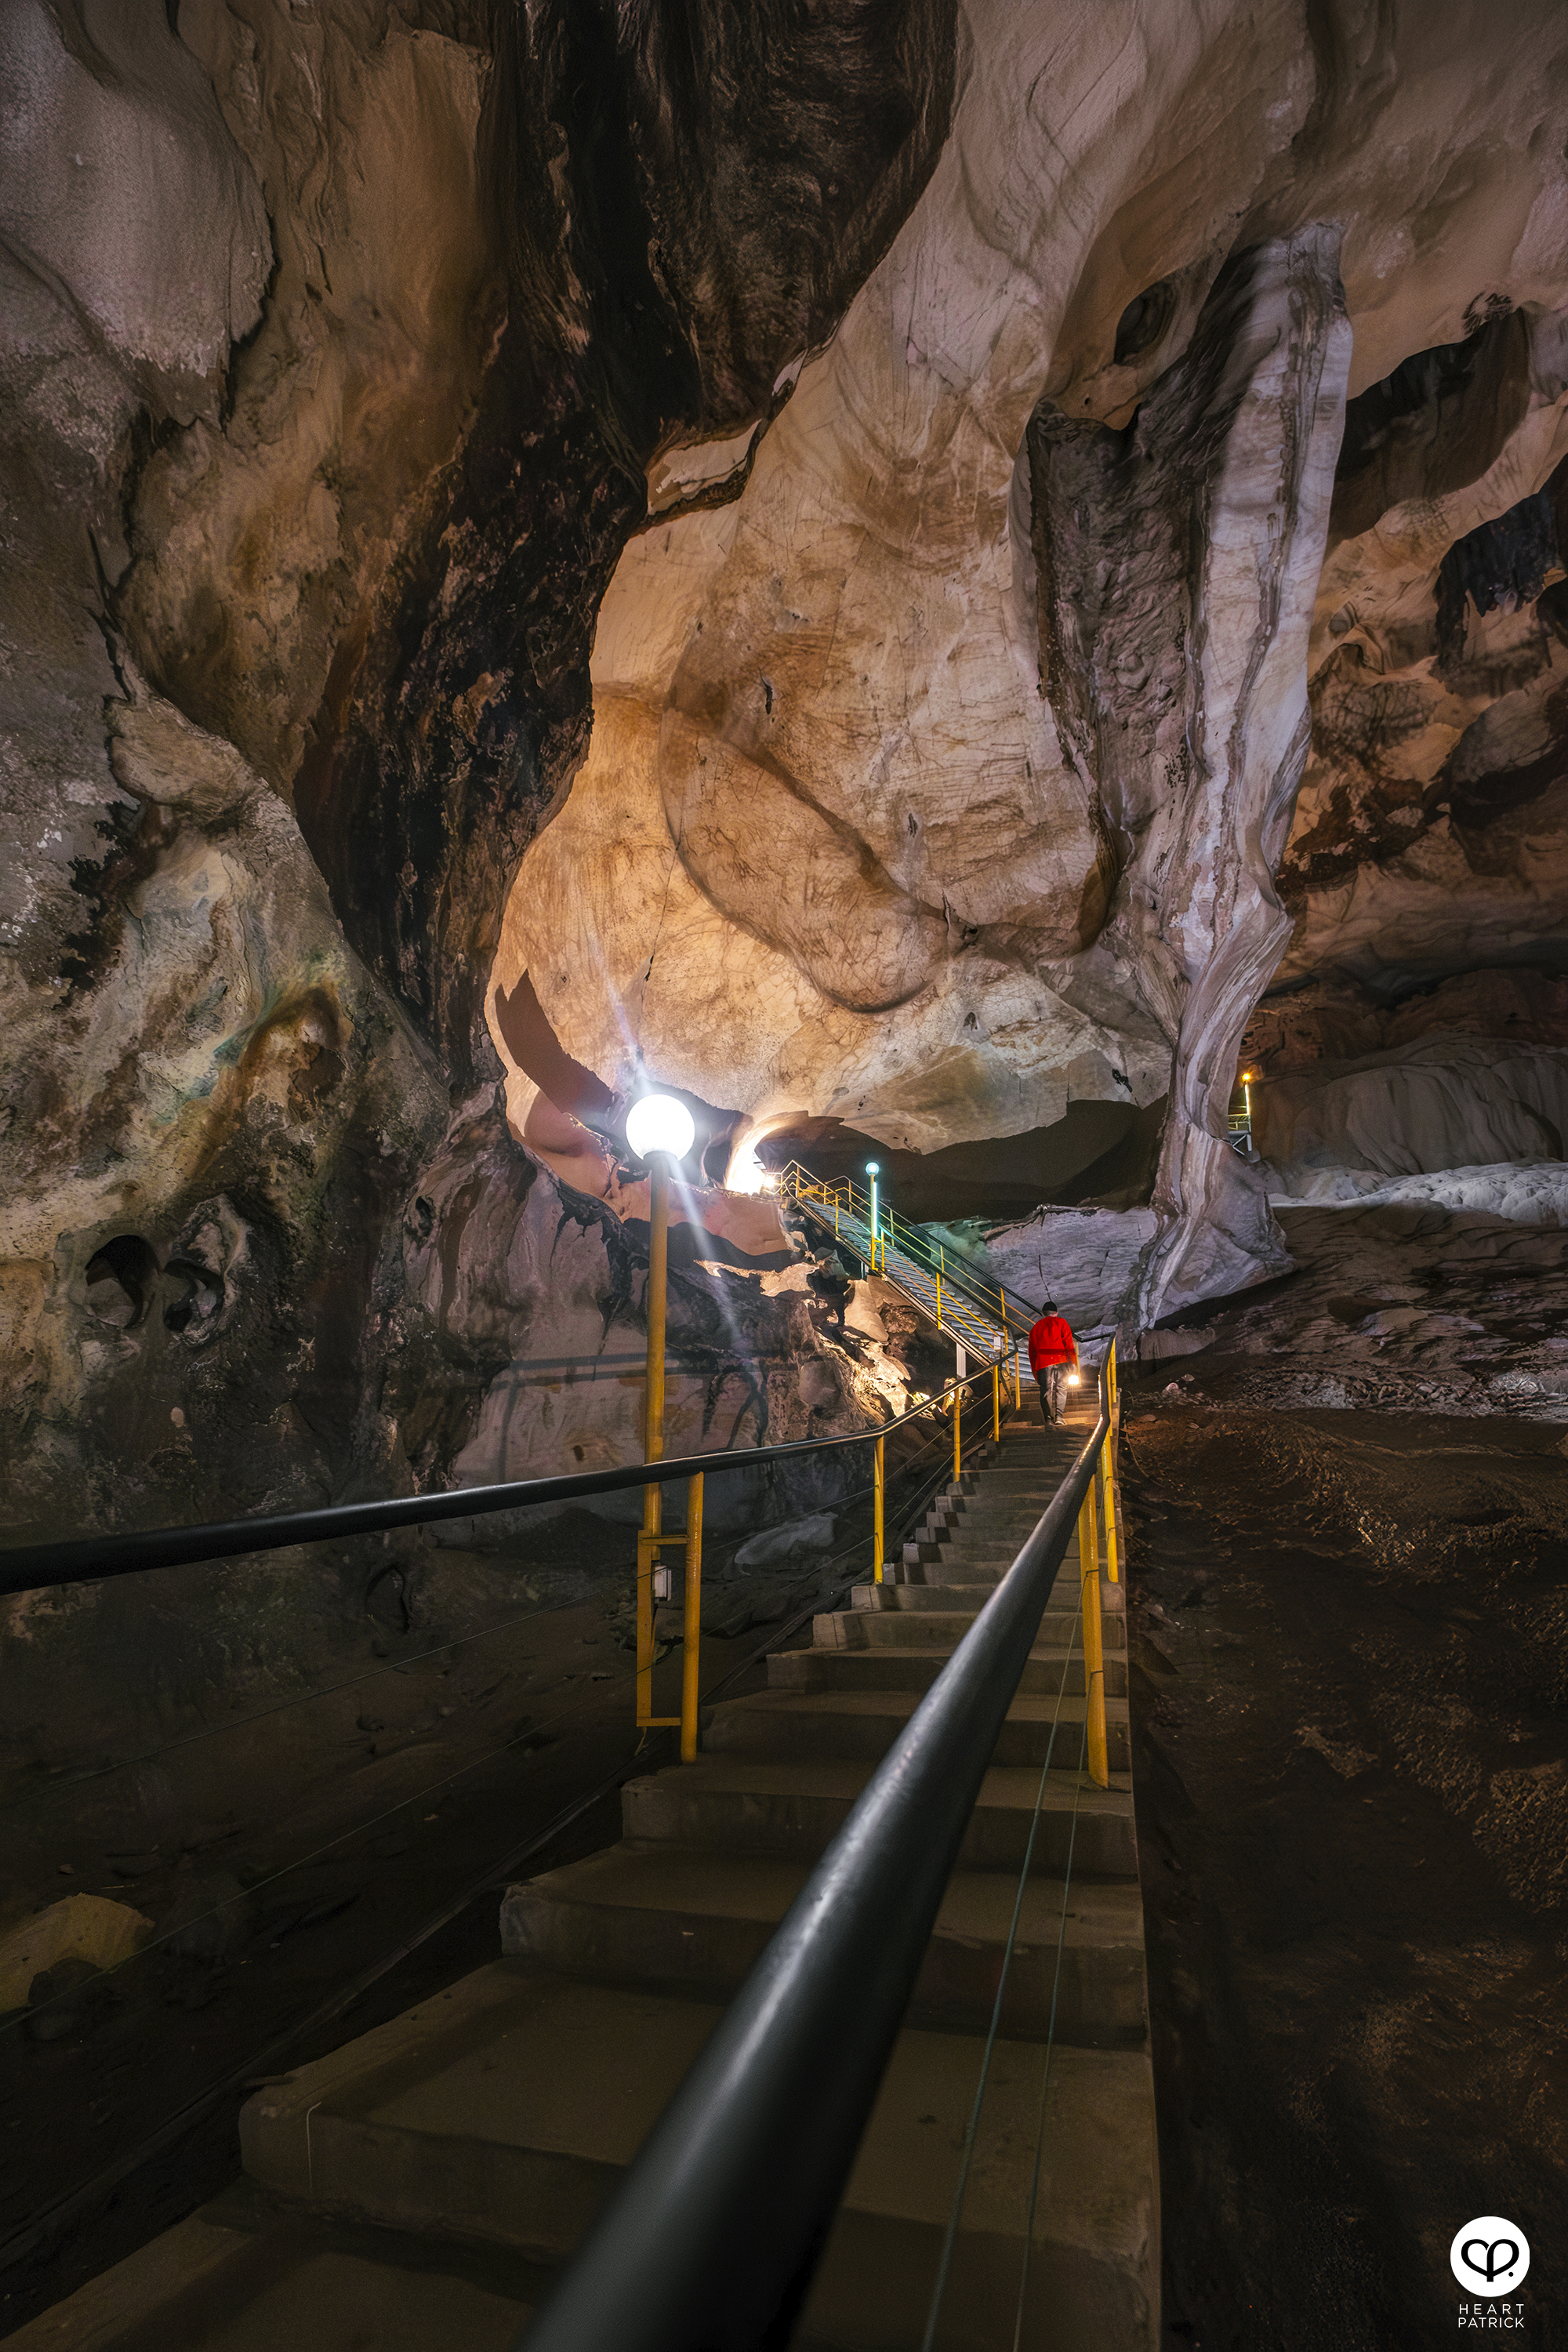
1033,227,1352,1319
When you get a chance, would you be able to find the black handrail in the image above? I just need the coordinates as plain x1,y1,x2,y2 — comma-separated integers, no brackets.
514,1390,1110,2352
0,1367,1004,1597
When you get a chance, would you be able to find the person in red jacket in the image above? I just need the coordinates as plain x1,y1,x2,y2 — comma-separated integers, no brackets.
1027,1299,1080,1424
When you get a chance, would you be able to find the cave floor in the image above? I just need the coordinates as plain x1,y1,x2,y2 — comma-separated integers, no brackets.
1120,1387,1567,2345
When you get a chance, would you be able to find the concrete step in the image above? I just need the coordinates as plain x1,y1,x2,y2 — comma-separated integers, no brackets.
816,1609,1024,1650
903,1529,1052,1566
0,2182,544,2351
919,1557,1120,1594
936,1534,1099,1560
850,1586,1125,1646
893,1544,1124,1583
817,1607,983,1647
767,1646,1128,1700
240,1962,1158,2350
815,1607,1123,1654
622,1756,1138,1877
704,1686,1131,1773
898,1561,1014,1586
501,1842,1146,2045
897,1567,1127,1613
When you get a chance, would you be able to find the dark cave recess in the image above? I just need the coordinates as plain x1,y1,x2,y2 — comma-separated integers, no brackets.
754,1096,1166,1225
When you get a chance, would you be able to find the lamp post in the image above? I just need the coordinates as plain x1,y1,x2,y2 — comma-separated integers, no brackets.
866,1160,880,1274
626,1091,700,1759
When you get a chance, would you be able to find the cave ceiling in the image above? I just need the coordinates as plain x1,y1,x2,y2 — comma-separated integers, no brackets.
5,0,1568,1529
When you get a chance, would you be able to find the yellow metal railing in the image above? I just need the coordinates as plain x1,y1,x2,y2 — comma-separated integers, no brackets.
1075,1335,1121,1788
638,1367,1001,1752
776,1160,1035,1358
634,1323,1122,1790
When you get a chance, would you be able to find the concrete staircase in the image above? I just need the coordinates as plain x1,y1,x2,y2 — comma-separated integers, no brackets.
786,1171,1033,1390
11,1408,1158,2351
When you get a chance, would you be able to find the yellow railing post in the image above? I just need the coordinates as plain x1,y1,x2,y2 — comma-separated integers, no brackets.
992,1363,1000,1442
636,1529,656,1727
1098,1433,1120,1584
953,1383,962,1484
935,1269,942,1328
636,1156,682,1736
1078,1483,1109,1788
873,1433,884,1584
681,1473,703,1761
637,1152,669,1730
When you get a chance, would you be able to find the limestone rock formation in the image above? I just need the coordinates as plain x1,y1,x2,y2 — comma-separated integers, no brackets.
1255,1037,1568,1190
1136,1198,1568,1425
497,0,1568,1334
7,0,1568,1562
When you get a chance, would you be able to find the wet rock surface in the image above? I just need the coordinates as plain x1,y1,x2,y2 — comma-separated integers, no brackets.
1121,1402,1568,2344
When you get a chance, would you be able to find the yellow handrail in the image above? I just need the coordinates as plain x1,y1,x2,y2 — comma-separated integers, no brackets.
1078,1475,1109,1788
779,1160,1037,1367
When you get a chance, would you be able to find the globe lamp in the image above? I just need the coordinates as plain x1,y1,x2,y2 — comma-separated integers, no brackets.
626,1092,695,1162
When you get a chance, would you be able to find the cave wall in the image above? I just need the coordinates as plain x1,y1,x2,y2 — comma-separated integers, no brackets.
1240,302,1568,1213
8,0,1568,1567
493,0,1568,1330
1276,309,1568,1003
0,2,462,1550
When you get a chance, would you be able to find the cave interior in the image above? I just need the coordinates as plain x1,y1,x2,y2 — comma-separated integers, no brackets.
1,2,1566,2344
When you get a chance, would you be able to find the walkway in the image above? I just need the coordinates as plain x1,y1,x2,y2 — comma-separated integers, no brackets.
10,1399,1158,2350
783,1164,1036,1387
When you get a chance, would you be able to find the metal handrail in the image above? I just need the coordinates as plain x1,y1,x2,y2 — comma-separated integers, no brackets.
515,1384,1113,2351
0,1366,1004,1598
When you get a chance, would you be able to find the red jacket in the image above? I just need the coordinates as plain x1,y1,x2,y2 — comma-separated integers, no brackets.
1028,1314,1078,1374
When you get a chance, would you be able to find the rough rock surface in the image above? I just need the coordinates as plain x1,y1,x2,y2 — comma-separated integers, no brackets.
8,9,1568,2333
1140,1200,1568,1422
499,0,1568,1329
6,2,1568,1692
1255,1036,1568,1185
1277,307,1568,1004
984,1206,1160,1344
1122,1404,1568,2343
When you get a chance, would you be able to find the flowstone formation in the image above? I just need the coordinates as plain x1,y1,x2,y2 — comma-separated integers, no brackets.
5,0,1568,1581
497,0,1568,1330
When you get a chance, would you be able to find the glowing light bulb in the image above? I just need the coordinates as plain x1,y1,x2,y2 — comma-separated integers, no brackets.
626,1093,695,1161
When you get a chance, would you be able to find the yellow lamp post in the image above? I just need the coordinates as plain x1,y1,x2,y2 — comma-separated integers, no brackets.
626,1092,702,1760
866,1159,880,1273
